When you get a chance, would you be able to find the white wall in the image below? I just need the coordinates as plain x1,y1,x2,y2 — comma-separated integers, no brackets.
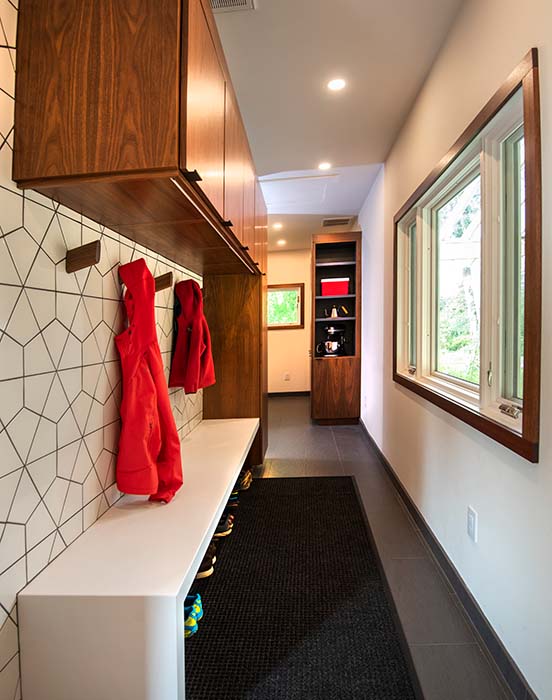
267,249,312,393
360,0,552,697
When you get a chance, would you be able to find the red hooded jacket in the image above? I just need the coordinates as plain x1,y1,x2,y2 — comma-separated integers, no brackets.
115,259,183,503
169,279,216,393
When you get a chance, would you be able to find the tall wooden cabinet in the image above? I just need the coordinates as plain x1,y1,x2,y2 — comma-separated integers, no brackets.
311,232,362,423
13,0,269,461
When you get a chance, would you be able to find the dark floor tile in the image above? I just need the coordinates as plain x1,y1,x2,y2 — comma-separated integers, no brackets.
366,498,428,561
266,459,307,478
385,558,475,645
410,644,509,700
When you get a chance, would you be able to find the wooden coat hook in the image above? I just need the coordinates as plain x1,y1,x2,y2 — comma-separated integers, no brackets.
154,272,173,292
65,240,101,273
117,269,173,292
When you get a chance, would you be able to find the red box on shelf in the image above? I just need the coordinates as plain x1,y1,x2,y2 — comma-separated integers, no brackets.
321,277,349,296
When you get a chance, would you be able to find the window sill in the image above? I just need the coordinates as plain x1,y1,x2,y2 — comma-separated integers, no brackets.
393,371,538,462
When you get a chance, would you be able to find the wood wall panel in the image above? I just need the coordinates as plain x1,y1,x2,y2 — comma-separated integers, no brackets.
203,274,261,419
14,0,179,181
182,0,226,216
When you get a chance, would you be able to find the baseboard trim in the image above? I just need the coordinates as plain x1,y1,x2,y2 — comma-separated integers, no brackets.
268,391,311,398
358,420,538,700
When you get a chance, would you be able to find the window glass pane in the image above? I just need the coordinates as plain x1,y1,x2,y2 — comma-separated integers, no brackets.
436,174,481,384
268,288,300,326
408,222,417,367
503,131,525,400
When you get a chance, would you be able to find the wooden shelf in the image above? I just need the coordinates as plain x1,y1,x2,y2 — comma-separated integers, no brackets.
315,294,356,299
315,261,356,267
315,317,356,322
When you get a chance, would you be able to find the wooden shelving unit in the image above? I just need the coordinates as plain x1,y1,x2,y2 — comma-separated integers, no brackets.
311,232,361,423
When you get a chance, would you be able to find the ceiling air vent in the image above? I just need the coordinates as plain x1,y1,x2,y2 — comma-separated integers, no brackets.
322,217,353,228
210,0,256,13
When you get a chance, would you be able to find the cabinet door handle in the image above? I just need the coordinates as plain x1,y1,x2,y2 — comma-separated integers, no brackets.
183,169,202,182
223,220,233,227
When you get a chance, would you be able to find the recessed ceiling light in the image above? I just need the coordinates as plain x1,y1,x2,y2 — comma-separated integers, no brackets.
273,222,283,230
327,78,346,92
276,239,287,246
318,162,332,171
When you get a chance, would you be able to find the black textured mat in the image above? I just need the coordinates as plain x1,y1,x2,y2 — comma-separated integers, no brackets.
186,477,417,700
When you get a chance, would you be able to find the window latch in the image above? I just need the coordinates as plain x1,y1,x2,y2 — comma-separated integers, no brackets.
499,403,522,419
487,364,493,387
408,365,416,376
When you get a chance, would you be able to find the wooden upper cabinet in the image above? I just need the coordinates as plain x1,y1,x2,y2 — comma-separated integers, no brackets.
182,0,226,216
14,0,180,182
12,0,263,276
254,180,268,273
242,154,256,254
224,87,245,241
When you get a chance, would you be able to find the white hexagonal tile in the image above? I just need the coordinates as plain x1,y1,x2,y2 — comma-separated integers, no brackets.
5,407,39,462
26,452,56,498
0,378,22,426
56,409,81,448
60,482,82,524
58,367,81,405
23,332,53,376
0,285,20,333
0,469,20,521
43,375,70,423
43,477,70,524
58,331,82,370
0,237,20,285
60,509,83,545
41,216,66,266
4,227,38,282
0,523,25,576
55,291,79,330
57,213,81,251
0,557,26,613
5,291,40,344
0,189,22,236
0,85,13,142
69,298,93,342
83,493,109,530
71,392,93,433
25,289,56,331
8,470,40,524
23,199,56,245
26,502,56,550
56,440,80,480
26,532,56,581
26,417,56,464
41,319,70,368
26,247,56,290
0,1,17,46
24,372,54,415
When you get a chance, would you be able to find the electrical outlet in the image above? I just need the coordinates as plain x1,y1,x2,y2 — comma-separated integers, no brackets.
467,506,478,543
283,372,290,381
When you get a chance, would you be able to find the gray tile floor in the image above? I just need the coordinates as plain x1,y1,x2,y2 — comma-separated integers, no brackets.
260,396,511,700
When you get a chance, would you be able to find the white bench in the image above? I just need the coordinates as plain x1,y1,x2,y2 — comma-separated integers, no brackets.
19,418,259,700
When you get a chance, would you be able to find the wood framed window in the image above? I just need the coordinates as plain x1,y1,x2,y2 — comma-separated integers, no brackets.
393,49,542,462
267,283,305,330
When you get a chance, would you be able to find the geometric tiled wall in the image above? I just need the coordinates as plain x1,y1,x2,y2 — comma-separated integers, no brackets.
0,3,202,697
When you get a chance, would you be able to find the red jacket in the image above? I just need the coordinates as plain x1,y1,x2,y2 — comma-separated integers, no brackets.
115,259,183,503
169,279,216,393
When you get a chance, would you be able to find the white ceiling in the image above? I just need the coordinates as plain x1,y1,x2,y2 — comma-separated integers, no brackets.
214,0,464,248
